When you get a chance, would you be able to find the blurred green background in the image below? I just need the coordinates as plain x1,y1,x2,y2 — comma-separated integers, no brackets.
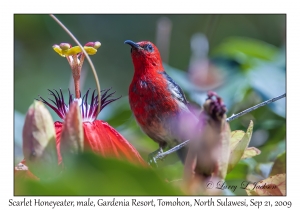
14,14,286,195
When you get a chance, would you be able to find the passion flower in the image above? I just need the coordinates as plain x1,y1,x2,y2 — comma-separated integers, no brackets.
38,41,146,166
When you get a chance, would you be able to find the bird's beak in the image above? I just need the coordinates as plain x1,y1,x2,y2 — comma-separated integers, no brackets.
124,40,141,49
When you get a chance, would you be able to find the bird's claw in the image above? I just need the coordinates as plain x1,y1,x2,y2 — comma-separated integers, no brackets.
147,148,163,168
148,156,158,168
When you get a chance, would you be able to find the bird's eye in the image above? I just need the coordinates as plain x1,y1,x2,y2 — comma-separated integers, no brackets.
145,44,154,52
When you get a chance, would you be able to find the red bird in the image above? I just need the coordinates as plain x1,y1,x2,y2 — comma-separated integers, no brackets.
124,40,197,163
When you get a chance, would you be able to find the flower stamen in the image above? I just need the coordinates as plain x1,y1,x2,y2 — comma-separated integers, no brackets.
37,88,121,122
52,41,101,99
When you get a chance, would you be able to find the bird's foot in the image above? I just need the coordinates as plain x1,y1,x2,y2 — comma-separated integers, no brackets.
147,147,164,168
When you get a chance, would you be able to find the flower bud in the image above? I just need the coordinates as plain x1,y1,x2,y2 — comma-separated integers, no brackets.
60,101,84,164
22,101,58,179
59,43,71,50
93,41,101,49
183,92,230,194
83,41,101,55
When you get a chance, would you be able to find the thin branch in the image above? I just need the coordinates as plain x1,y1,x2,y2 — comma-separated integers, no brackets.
49,14,102,118
155,140,190,161
152,93,286,162
226,93,286,122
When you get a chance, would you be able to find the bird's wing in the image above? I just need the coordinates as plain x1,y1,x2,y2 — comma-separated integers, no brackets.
160,71,188,104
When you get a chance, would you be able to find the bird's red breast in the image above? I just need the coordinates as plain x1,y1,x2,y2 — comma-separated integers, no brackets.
126,41,185,145
128,41,180,121
125,40,197,153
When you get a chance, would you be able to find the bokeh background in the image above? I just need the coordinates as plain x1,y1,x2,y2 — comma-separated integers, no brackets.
14,14,286,195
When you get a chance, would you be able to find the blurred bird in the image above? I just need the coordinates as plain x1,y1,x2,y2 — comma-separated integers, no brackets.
124,40,198,162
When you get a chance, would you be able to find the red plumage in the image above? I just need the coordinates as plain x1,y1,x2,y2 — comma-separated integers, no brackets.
125,40,197,160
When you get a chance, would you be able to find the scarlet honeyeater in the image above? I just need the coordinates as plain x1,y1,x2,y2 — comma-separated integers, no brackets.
125,40,198,162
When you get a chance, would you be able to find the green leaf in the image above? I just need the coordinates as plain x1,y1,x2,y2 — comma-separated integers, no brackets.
212,37,278,70
270,152,286,176
227,121,253,173
248,64,286,117
226,162,249,180
230,130,245,149
17,152,182,195
241,147,261,159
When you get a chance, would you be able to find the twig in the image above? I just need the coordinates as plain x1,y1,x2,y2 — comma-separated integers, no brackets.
226,93,286,122
155,140,190,161
153,93,286,162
